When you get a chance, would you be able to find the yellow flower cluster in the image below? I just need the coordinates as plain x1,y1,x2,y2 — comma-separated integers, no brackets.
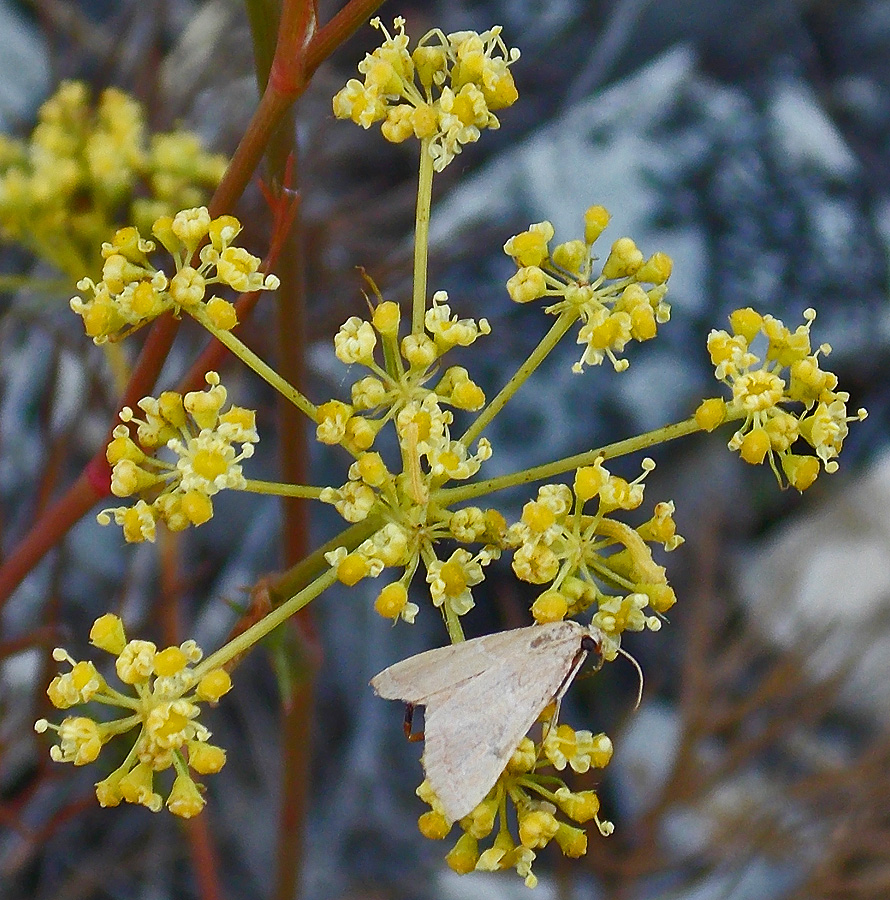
332,17,519,171
419,719,614,887
97,371,259,542
697,307,867,490
504,206,673,372
70,207,279,343
35,613,232,818
506,459,681,660
0,81,227,278
316,293,505,624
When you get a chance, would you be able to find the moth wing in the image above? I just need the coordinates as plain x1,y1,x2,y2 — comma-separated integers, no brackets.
421,622,586,822
370,624,567,704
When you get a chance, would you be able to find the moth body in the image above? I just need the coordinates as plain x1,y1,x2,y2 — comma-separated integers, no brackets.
370,620,603,822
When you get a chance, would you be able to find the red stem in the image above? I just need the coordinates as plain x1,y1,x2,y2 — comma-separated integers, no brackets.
211,0,385,221
186,814,224,900
0,0,381,606
0,315,178,606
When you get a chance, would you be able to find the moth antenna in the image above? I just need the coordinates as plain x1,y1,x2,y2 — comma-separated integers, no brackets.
617,645,644,709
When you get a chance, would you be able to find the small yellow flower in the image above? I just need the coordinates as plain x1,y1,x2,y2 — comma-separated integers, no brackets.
333,18,519,171
36,615,232,818
554,787,601,824
506,737,537,773
119,762,163,812
44,716,104,765
695,397,727,431
518,806,560,849
205,296,238,330
445,832,479,874
475,831,515,871
372,300,401,335
166,773,206,818
543,725,612,773
426,548,497,617
116,639,157,684
374,583,419,624
503,207,672,372
95,768,126,808
504,221,554,267
188,740,227,775
335,316,378,364
46,657,104,708
97,372,259,541
504,263,546,302
554,823,588,857
418,810,451,839
531,589,568,623
195,669,232,703
708,307,866,488
425,290,491,350
507,462,675,649
70,209,278,343
460,796,498,839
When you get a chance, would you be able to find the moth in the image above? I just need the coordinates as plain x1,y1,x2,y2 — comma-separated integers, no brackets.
370,620,605,822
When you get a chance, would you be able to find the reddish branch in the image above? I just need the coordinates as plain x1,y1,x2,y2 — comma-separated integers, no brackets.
0,0,383,607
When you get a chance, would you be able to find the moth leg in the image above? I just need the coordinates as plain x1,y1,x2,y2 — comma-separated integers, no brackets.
403,703,424,743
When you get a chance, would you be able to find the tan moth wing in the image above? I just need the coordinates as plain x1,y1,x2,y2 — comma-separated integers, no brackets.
371,621,592,822
370,623,577,703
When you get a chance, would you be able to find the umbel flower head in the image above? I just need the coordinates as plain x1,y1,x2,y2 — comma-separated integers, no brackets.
333,17,520,171
315,292,505,625
98,371,259,542
35,614,232,818
0,81,227,278
419,713,614,887
70,206,280,344
504,206,673,372
697,307,867,490
506,459,681,660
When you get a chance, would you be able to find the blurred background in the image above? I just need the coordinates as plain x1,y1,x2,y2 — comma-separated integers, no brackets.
1,1,889,898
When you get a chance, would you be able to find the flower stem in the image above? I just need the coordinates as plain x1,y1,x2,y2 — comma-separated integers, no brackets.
439,413,743,505
412,138,434,334
194,566,339,677
268,516,382,605
241,479,325,499
443,602,466,644
192,311,317,421
419,542,466,644
460,309,578,446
